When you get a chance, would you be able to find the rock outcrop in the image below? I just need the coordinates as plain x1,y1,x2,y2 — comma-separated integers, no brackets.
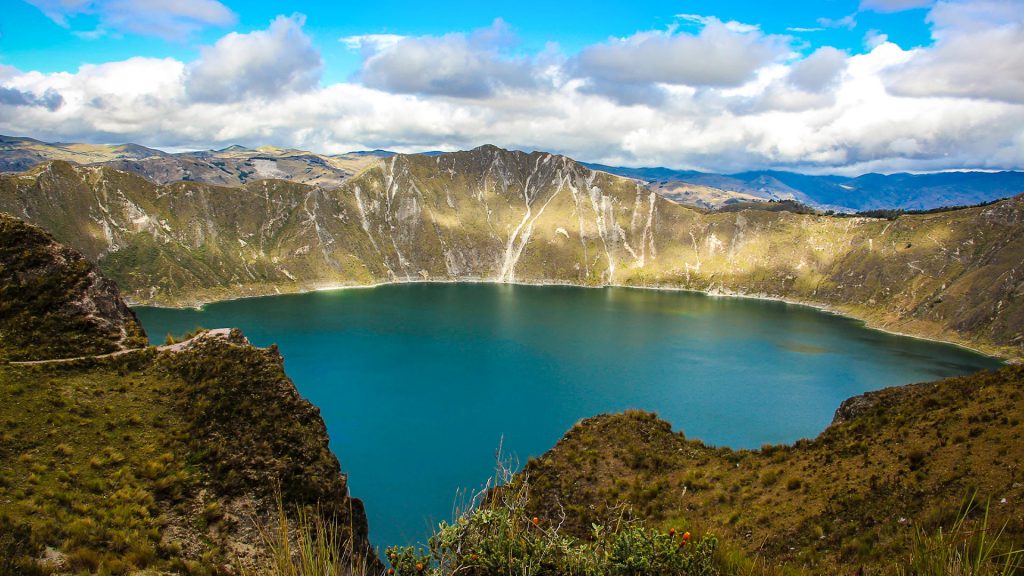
0,212,146,361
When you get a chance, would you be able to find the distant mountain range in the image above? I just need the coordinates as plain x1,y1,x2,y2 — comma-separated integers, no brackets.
582,162,1024,212
0,134,382,189
2,134,1023,212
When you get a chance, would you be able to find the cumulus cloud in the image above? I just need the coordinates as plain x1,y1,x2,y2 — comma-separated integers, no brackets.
571,16,789,105
2,6,1023,175
355,19,542,99
788,47,848,92
0,86,64,111
185,14,322,103
883,0,1024,103
25,0,236,40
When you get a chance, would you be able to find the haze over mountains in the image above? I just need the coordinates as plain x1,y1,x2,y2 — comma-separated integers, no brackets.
3,134,1022,213
584,162,1024,212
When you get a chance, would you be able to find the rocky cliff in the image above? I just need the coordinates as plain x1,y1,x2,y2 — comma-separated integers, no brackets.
1,146,1021,358
0,214,377,574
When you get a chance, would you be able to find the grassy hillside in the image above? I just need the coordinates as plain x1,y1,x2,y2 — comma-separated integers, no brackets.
0,214,377,574
1,148,1022,360
522,366,1024,573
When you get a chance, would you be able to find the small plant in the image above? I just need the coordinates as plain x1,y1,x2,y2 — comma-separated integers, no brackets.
245,498,372,576
897,493,1024,576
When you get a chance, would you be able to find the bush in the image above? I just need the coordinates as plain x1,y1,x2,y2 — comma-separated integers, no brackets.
385,460,719,576
253,461,721,576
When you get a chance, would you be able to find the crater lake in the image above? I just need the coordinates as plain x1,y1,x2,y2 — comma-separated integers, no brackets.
134,283,1003,549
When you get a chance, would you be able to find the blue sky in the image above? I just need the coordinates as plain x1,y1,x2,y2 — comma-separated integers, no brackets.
0,0,1021,174
3,0,935,84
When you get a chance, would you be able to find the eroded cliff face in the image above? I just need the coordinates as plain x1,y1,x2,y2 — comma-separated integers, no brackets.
1,146,1021,358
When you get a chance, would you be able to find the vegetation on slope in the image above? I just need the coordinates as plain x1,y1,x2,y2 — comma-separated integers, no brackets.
1,148,1021,359
0,214,376,574
259,459,722,576
521,366,1024,573
0,212,146,361
254,444,1023,576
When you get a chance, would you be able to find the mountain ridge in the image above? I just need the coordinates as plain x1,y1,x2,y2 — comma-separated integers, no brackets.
1,146,1022,359
3,134,1023,212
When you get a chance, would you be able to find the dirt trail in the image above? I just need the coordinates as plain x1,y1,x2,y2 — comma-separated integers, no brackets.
6,328,233,365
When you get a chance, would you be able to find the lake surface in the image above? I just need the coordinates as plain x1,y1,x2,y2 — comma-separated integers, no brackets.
135,283,1002,549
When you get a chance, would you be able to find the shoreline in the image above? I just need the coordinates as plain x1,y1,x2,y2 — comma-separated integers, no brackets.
127,277,1012,363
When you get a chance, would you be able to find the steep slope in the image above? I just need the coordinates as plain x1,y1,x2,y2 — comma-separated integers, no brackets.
0,213,146,361
1,148,1022,358
522,366,1024,572
646,180,766,210
0,214,377,574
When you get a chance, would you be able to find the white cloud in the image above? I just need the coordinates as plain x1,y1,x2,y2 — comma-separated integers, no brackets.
25,0,236,40
676,14,761,34
23,0,90,27
2,6,1023,175
340,34,405,52
571,17,789,105
883,0,1024,103
185,14,322,103
788,47,848,92
0,86,64,111
864,30,890,49
817,14,858,30
860,0,935,13
356,19,543,99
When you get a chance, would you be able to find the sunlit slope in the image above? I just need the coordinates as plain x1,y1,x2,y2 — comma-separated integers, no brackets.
1,145,1021,357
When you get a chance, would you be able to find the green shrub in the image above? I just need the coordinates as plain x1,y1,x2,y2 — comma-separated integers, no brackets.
384,461,719,576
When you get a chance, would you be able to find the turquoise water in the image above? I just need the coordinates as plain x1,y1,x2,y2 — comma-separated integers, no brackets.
134,283,1002,549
